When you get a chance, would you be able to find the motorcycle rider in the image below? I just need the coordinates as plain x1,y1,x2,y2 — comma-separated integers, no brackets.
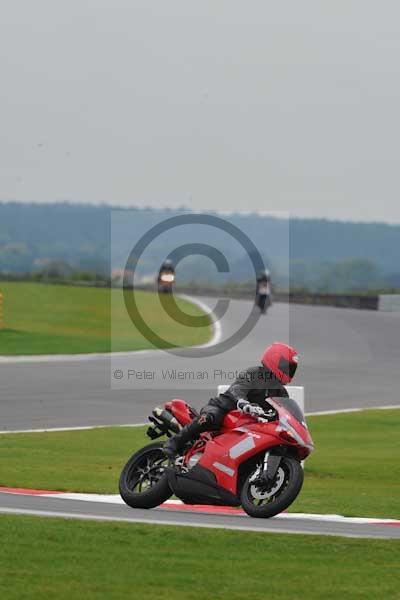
256,269,272,313
157,259,176,293
256,269,271,288
158,259,175,280
163,342,299,458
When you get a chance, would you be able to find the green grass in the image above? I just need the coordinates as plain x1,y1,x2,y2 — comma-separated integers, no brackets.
0,516,399,600
0,282,211,354
293,409,400,518
1,410,399,518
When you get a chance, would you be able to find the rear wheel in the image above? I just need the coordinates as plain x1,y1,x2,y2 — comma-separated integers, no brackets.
119,442,172,509
240,456,303,518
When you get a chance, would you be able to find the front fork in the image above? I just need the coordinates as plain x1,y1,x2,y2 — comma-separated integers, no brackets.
250,452,283,486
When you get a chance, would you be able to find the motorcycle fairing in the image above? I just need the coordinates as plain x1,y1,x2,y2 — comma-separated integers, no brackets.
165,464,240,506
165,399,199,426
197,427,283,495
165,398,313,499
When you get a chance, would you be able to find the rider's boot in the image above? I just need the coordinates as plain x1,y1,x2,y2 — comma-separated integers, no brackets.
163,419,204,458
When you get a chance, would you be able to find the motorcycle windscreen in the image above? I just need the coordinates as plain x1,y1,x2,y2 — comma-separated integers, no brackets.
272,397,305,424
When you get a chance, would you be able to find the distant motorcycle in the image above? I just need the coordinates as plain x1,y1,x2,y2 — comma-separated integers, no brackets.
157,271,175,294
256,282,272,314
119,397,314,518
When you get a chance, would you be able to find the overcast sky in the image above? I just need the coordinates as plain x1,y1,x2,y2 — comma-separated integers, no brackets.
1,1,400,223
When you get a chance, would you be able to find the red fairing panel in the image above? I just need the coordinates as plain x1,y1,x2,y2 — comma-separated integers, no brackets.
165,399,194,426
198,425,282,495
221,410,246,430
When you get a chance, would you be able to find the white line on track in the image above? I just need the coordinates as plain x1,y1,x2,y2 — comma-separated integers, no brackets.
0,423,147,434
178,294,222,348
1,490,398,526
32,495,400,525
0,506,383,538
0,347,161,364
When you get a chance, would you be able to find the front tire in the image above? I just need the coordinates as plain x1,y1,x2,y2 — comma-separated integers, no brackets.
119,442,172,509
240,456,303,518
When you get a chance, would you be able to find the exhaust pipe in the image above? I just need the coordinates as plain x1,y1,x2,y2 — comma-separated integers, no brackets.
147,407,181,439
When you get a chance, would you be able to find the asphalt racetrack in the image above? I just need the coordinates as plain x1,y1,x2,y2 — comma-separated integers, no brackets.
0,297,398,430
0,492,399,539
1,297,399,538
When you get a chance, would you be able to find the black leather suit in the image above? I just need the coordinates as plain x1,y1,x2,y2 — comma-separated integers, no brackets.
164,365,288,455
202,365,289,429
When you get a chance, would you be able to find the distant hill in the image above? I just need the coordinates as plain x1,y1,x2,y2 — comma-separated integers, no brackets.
0,202,398,291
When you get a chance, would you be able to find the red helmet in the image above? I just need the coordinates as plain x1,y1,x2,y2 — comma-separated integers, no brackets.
261,342,299,384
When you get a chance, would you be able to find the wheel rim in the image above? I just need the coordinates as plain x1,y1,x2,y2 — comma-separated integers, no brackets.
126,450,168,494
246,462,290,507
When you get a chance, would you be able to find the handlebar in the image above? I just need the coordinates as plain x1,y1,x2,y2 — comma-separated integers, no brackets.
256,409,277,423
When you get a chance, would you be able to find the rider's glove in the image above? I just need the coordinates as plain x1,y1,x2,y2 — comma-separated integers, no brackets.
237,400,265,418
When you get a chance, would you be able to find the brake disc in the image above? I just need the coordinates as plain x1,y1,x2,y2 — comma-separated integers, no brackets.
250,467,285,500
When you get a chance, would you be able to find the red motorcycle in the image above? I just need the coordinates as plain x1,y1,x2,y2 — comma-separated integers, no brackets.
119,396,314,518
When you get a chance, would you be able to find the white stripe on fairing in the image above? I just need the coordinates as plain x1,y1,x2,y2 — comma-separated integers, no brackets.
212,462,235,477
229,436,256,459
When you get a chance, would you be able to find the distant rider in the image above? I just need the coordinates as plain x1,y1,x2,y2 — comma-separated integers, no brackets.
256,269,271,287
163,342,299,458
158,259,175,281
256,269,272,313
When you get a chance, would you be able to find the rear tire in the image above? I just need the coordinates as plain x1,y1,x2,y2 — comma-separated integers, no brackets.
240,456,303,518
119,442,172,509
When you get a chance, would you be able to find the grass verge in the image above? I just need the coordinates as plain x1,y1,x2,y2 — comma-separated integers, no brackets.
0,282,211,354
1,410,399,518
0,515,399,600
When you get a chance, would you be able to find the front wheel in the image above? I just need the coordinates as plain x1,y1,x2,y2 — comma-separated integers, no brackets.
240,456,303,518
119,442,172,509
